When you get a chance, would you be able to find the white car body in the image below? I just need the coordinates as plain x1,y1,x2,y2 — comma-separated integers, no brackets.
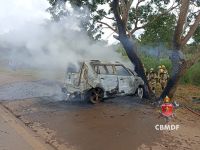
62,60,144,103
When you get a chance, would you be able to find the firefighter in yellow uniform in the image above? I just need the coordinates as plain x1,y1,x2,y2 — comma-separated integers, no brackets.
159,65,169,90
157,66,163,80
143,64,147,76
157,65,163,85
147,68,157,93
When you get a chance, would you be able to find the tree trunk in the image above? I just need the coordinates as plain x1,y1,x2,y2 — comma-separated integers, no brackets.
160,48,200,100
112,0,154,99
119,36,154,99
159,0,200,101
160,62,186,100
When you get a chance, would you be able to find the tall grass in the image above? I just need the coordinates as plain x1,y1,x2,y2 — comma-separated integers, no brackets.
180,62,200,86
116,47,200,86
141,55,172,72
141,55,200,86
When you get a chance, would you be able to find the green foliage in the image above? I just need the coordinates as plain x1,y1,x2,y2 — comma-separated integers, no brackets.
47,0,68,21
47,0,177,40
116,44,200,86
141,55,171,72
47,0,110,40
193,26,200,44
139,13,176,48
180,62,200,86
141,55,200,87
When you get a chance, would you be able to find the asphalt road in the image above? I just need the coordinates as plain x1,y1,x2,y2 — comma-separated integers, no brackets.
1,96,165,150
0,76,199,150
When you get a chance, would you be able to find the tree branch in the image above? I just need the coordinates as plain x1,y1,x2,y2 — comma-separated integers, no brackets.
134,0,145,30
130,1,180,35
128,0,134,9
96,20,117,33
120,0,129,26
181,12,200,46
112,0,126,36
173,0,190,49
130,25,145,34
103,15,115,20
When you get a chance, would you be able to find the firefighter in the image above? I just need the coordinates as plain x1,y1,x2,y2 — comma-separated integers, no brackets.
160,65,169,90
143,64,147,76
161,65,166,72
157,65,163,78
157,65,162,83
147,68,157,93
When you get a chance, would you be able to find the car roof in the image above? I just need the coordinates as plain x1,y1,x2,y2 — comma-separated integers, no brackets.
84,60,123,66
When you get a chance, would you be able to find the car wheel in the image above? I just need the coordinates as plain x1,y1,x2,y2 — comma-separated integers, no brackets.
137,86,144,99
87,88,104,104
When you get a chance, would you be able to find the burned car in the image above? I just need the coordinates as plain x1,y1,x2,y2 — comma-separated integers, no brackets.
62,60,144,104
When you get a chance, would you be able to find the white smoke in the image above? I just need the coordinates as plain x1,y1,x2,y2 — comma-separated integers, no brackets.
0,0,50,34
0,0,123,75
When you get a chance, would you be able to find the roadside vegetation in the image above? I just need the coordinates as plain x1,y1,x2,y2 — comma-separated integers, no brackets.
117,45,200,87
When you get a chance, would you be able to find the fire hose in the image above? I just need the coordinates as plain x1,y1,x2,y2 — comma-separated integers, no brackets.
184,105,200,117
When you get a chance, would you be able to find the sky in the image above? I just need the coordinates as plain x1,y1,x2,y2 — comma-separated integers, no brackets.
0,0,143,45
0,0,197,45
96,3,144,45
0,0,50,34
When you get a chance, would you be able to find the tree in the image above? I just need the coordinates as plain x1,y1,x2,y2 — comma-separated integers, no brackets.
140,13,176,48
47,0,68,21
159,0,200,100
110,0,200,100
108,0,179,99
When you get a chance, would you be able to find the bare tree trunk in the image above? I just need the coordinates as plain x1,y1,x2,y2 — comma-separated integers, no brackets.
160,50,187,100
112,0,154,99
120,36,154,99
159,0,200,101
160,49,200,100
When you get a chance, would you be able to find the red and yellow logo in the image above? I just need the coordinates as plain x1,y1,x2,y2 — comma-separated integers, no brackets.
161,96,173,117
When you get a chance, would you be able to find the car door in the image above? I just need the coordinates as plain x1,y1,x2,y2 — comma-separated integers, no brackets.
96,65,118,92
115,65,136,94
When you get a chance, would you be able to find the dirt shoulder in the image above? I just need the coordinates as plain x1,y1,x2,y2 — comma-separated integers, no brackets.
0,104,55,150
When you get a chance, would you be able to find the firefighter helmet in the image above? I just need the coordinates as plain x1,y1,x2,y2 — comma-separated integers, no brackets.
162,65,166,69
150,68,154,72
164,96,170,103
158,66,161,69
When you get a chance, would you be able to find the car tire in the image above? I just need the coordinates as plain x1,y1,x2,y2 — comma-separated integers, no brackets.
86,88,104,104
137,86,144,99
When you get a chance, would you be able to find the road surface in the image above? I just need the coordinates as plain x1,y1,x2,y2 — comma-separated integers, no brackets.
0,70,200,150
0,104,54,150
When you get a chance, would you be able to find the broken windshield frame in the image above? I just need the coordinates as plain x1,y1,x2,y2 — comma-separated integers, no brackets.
90,63,132,76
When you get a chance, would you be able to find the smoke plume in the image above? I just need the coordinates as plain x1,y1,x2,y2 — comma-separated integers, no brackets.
0,0,122,76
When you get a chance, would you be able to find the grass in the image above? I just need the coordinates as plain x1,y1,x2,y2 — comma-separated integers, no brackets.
180,62,200,86
141,55,172,72
141,55,200,86
118,50,200,86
